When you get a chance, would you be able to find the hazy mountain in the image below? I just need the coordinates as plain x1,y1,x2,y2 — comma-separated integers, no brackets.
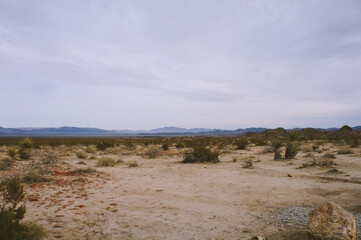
0,125,359,136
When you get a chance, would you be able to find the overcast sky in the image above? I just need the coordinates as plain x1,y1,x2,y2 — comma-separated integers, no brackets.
1,0,361,130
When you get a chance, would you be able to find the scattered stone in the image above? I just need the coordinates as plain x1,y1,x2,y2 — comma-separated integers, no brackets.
250,237,270,240
307,202,356,240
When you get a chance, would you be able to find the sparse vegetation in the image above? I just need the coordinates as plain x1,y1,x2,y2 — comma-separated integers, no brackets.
96,142,113,151
337,147,354,155
322,152,336,159
144,145,160,158
0,178,46,240
182,146,219,163
85,146,96,153
271,139,283,160
73,167,96,174
76,151,88,159
18,137,33,160
285,142,298,159
0,158,15,171
128,162,139,168
233,138,249,150
7,147,17,159
242,159,253,168
96,157,116,167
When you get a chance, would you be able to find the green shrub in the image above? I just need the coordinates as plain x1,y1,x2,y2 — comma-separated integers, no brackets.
18,148,31,160
182,146,219,163
350,135,359,148
251,138,267,146
285,142,298,159
7,147,17,159
271,139,283,160
0,179,46,240
233,138,249,150
19,137,32,149
76,151,88,159
96,157,116,167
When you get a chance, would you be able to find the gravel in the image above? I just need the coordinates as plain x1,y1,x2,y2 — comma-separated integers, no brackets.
266,206,361,237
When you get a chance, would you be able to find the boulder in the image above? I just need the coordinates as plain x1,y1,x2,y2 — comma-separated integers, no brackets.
307,202,356,240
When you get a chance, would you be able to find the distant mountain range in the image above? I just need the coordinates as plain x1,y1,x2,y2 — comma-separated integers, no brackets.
0,126,359,136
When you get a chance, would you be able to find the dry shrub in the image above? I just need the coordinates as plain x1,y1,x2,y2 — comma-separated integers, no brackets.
73,167,96,174
76,151,88,159
242,159,253,168
85,146,96,153
144,145,160,158
128,162,139,168
337,147,354,155
0,157,14,171
7,147,17,158
322,152,336,159
301,145,313,153
182,146,219,163
96,157,116,167
41,151,58,165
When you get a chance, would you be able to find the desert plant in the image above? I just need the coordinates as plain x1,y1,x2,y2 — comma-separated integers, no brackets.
0,158,15,171
41,151,58,165
288,129,299,142
96,142,113,151
162,141,169,150
73,167,96,174
18,138,33,160
233,138,249,150
337,147,354,155
7,147,17,159
182,146,219,163
322,152,336,159
0,178,46,240
350,135,360,148
19,137,32,149
285,142,298,159
271,139,283,160
242,159,253,168
144,145,160,158
76,151,88,159
85,146,96,153
96,157,116,167
128,162,139,168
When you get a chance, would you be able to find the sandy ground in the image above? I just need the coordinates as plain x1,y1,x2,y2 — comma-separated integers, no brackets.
1,143,360,240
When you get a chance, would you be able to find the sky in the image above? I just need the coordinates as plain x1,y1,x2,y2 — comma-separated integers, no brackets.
1,0,361,130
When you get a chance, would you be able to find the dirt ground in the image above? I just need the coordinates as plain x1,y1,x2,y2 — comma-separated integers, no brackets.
1,142,360,240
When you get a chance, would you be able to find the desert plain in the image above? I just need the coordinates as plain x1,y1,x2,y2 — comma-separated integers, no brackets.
0,135,360,240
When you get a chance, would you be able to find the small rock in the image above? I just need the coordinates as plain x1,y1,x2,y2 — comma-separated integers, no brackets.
250,237,270,240
307,202,357,240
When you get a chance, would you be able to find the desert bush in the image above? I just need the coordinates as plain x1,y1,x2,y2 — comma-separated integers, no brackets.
85,146,96,153
322,152,336,159
350,135,360,148
0,158,14,171
182,146,219,163
73,167,96,174
233,138,249,150
312,144,319,151
21,172,51,184
251,138,267,146
285,142,298,159
242,159,253,168
18,148,31,160
128,162,139,168
96,142,113,151
0,178,46,240
288,129,299,142
76,161,86,165
271,139,283,160
76,151,88,159
96,157,116,167
19,137,32,149
162,141,169,150
7,147,17,159
300,157,334,168
337,147,354,155
144,145,160,158
301,145,313,153
41,151,58,165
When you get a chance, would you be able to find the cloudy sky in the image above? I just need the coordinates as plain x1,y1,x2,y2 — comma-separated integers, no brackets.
1,0,360,130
